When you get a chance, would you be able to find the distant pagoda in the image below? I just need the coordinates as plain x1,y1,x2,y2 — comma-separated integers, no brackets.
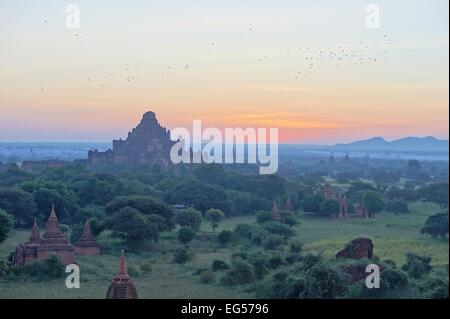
106,252,138,299
75,220,100,256
271,202,282,220
283,195,294,211
14,206,75,265
88,111,176,167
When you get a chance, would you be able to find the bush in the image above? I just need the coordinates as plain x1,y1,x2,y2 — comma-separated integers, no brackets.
212,259,230,272
217,230,233,245
263,234,284,250
140,261,153,273
255,211,272,224
401,253,432,279
5,255,65,281
172,248,192,264
289,240,304,254
174,208,203,231
127,265,140,277
221,258,255,286
262,222,295,238
267,254,284,269
199,270,216,284
177,226,196,245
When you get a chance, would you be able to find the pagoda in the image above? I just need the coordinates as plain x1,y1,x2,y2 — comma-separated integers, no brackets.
271,202,282,220
13,206,75,265
283,195,294,211
106,252,138,299
75,220,100,256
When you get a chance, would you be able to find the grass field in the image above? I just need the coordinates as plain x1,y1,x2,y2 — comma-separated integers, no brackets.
0,201,447,298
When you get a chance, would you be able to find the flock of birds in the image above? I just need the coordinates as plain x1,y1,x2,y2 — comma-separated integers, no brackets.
40,19,393,91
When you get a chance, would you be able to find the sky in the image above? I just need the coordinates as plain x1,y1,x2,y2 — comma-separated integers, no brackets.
0,0,448,143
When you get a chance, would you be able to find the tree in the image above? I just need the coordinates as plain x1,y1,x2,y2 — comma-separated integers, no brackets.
363,191,385,218
174,208,203,230
302,195,323,213
204,208,225,232
419,183,449,211
177,227,196,245
385,200,409,215
319,199,340,217
166,181,229,214
0,188,38,227
105,196,174,230
106,207,159,251
401,253,432,279
0,209,13,243
255,211,272,224
421,212,449,239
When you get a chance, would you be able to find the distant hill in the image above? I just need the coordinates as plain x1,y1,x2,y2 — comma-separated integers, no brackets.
333,136,449,152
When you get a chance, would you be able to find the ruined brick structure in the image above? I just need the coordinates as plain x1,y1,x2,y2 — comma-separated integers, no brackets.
88,111,176,167
336,237,374,259
75,220,100,256
106,253,138,299
323,183,348,218
14,206,75,266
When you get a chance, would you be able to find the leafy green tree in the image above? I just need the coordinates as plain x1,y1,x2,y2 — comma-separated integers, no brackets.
166,181,229,214
363,191,385,218
401,253,432,279
217,230,233,245
385,200,409,215
255,211,272,224
174,208,203,230
302,195,323,213
319,199,340,217
204,208,225,232
419,183,449,211
421,212,449,239
71,175,124,206
0,209,13,243
105,195,174,230
177,226,196,245
262,222,295,239
106,207,159,251
0,188,38,227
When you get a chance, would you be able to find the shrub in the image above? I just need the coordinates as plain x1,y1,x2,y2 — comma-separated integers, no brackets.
221,258,254,286
172,248,192,264
267,254,284,269
401,253,432,279
289,240,304,254
212,259,230,271
263,234,284,250
127,265,140,277
177,226,196,245
217,230,233,245
262,222,295,238
199,270,216,284
5,255,65,281
255,211,272,224
140,261,153,273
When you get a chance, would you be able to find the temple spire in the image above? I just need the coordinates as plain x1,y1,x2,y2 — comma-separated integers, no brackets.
50,204,56,218
29,218,40,242
118,250,129,277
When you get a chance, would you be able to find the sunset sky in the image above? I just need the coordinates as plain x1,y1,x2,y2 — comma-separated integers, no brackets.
0,0,448,143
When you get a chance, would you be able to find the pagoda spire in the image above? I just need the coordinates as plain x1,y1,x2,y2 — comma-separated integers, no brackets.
43,205,64,239
271,201,281,220
29,218,40,242
117,250,129,277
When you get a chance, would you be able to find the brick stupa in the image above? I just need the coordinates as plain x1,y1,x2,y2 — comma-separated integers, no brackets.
271,202,282,220
106,252,138,299
14,206,75,265
75,220,100,256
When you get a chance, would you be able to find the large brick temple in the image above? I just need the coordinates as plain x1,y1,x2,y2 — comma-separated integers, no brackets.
14,206,76,265
13,207,101,266
88,111,176,167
